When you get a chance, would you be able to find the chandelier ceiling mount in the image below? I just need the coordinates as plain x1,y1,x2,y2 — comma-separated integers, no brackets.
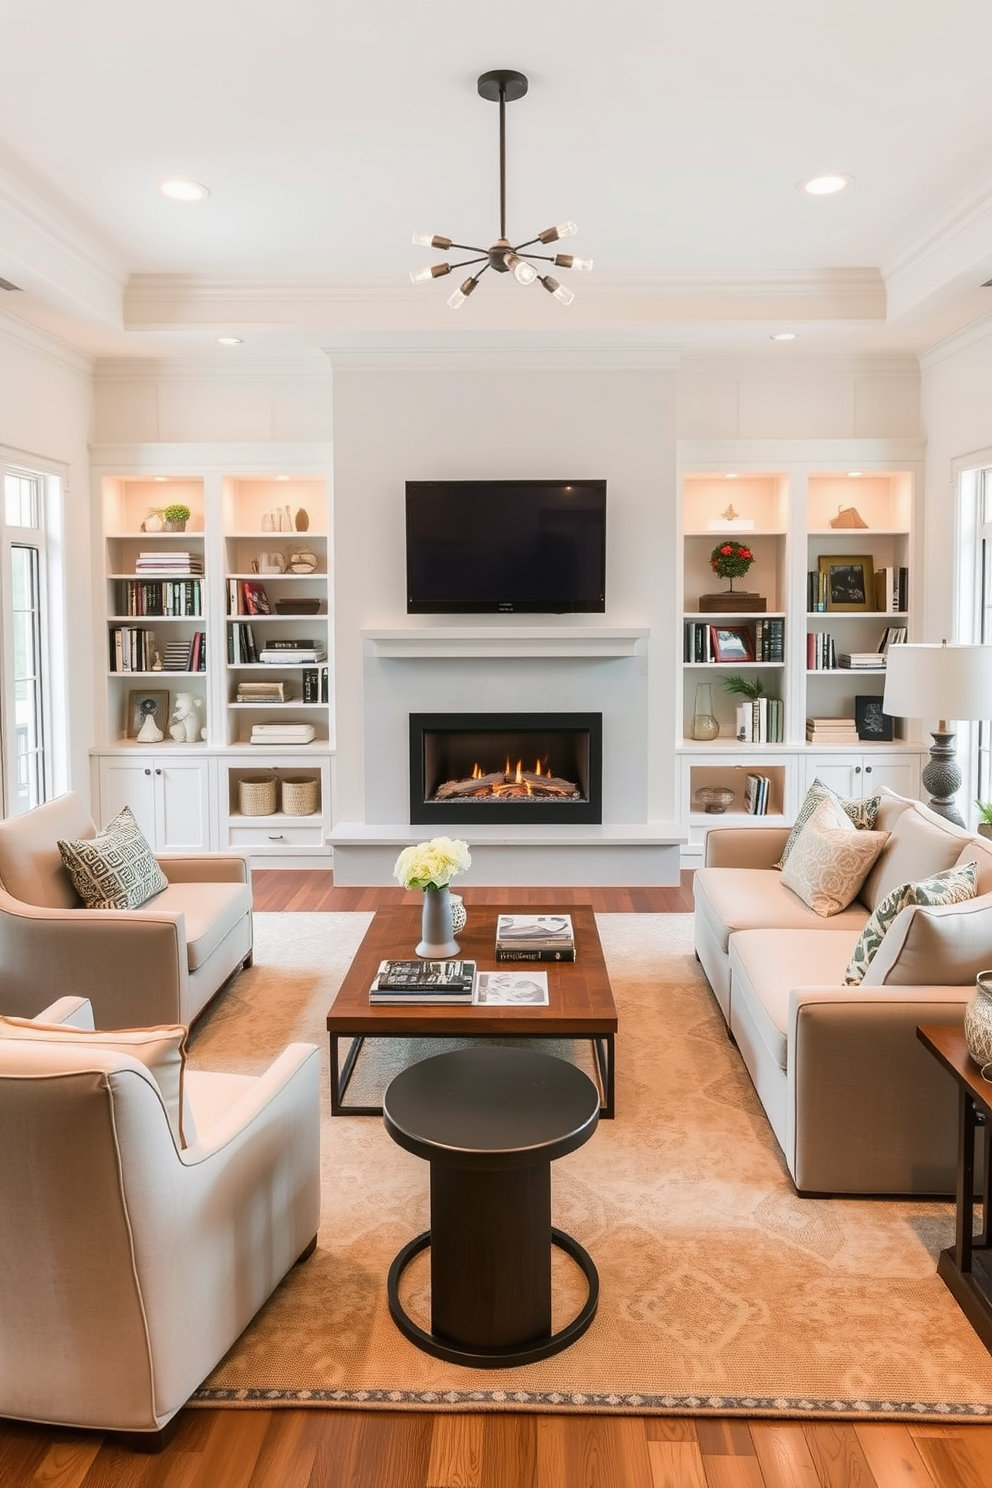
411,69,592,309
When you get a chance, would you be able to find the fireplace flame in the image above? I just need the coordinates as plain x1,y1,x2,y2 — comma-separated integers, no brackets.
431,749,582,804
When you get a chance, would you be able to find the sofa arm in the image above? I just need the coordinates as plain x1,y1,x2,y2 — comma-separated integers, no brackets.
787,983,971,1194
157,852,251,886
32,996,95,1028
704,826,791,869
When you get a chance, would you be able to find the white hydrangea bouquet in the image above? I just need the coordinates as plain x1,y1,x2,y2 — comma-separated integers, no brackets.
393,836,472,891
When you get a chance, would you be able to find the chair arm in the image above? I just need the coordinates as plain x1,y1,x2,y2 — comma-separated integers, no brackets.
157,853,251,886
704,826,791,868
32,996,94,1028
181,1044,321,1162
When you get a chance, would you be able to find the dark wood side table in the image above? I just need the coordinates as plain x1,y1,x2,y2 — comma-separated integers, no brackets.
917,1023,992,1350
383,1045,600,1367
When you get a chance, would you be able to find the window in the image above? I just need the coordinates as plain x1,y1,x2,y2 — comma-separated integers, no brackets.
956,461,992,814
1,464,57,815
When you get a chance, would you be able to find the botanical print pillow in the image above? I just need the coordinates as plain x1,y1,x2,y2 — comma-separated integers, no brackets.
843,861,980,984
57,805,168,910
776,778,881,869
780,793,889,917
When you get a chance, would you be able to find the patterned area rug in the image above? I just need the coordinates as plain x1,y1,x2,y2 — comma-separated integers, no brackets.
186,911,992,1420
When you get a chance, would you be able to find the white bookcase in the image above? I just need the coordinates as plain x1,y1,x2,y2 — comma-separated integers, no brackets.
90,446,334,865
677,444,926,864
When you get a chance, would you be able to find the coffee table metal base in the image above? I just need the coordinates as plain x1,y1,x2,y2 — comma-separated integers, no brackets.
386,1226,599,1368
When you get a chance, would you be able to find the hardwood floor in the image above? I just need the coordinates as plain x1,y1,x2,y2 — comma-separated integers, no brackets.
4,870,991,1487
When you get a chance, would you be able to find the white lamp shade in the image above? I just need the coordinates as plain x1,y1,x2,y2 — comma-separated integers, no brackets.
882,643,992,723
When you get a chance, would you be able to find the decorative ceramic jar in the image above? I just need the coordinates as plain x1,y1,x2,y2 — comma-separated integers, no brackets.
449,893,467,935
288,545,318,574
964,970,992,1068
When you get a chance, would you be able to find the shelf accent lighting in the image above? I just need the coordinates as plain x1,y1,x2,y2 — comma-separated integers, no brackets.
410,70,592,310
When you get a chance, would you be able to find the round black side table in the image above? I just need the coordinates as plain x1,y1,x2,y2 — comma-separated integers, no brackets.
383,1045,600,1367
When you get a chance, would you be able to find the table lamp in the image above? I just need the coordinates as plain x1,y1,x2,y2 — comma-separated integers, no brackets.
882,641,992,826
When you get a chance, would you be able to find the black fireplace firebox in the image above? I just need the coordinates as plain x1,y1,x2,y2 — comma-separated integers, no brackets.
410,713,603,826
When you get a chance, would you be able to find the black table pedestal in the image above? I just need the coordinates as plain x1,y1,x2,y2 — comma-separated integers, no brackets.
383,1046,600,1367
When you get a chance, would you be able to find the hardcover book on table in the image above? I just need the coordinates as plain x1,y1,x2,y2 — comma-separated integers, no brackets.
495,914,574,945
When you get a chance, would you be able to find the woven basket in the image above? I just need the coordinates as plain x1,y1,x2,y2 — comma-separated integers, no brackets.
238,774,278,816
281,775,319,816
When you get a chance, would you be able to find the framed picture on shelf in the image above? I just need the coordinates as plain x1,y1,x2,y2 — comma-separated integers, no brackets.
818,554,875,613
855,694,894,743
127,689,169,740
709,625,755,663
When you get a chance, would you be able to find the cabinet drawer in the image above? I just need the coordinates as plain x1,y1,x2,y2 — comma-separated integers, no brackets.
229,823,325,849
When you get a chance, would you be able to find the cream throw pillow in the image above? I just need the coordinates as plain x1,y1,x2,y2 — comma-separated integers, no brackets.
843,861,979,984
776,777,881,869
57,805,168,910
780,793,889,917
0,1017,193,1147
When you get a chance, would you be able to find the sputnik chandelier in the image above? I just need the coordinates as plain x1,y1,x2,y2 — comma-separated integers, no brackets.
411,69,592,309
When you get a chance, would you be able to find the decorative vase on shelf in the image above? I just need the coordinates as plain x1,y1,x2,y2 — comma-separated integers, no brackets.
964,970,992,1068
416,885,460,958
163,519,186,533
691,684,720,742
295,507,310,531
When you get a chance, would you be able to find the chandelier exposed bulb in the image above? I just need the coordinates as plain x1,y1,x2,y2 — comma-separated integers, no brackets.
409,71,589,308
409,263,452,284
539,274,575,306
447,275,481,310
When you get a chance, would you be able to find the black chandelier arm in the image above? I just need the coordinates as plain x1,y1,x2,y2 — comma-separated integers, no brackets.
446,255,489,271
446,242,489,255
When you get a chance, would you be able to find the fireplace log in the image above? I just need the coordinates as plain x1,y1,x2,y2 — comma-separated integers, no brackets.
433,771,581,801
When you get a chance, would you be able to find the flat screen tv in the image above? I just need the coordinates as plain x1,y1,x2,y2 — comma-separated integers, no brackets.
405,478,606,614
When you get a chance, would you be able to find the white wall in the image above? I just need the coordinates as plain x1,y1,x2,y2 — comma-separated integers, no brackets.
330,361,678,826
919,319,992,639
0,314,93,802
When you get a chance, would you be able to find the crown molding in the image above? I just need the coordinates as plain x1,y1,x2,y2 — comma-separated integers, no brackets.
677,436,926,467
884,179,992,321
678,350,920,377
93,353,334,383
0,305,94,375
916,308,992,371
89,440,334,473
320,344,683,372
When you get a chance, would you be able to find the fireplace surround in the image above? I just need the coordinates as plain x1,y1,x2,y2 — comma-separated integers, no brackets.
410,712,603,826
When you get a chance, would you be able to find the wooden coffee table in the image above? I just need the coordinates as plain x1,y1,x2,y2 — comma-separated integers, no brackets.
327,904,617,1118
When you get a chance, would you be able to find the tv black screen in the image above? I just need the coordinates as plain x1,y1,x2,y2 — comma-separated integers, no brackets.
405,479,606,614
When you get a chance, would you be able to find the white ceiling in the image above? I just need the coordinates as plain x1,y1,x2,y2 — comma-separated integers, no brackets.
3,0,992,360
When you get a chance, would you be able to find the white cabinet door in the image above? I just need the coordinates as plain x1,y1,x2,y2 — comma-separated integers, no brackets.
98,754,210,851
805,753,921,800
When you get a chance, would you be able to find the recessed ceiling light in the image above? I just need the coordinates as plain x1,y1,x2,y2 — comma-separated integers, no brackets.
158,178,210,203
216,336,243,346
770,331,797,341
153,476,168,482
799,174,852,196
275,475,289,482
725,473,738,480
847,471,863,478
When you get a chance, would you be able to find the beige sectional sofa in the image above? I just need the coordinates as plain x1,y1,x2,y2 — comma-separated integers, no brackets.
693,789,992,1196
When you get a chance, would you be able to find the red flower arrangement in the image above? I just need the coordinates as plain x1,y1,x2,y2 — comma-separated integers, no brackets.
709,539,755,591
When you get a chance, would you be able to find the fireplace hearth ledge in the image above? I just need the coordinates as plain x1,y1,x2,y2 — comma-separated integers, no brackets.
327,821,684,888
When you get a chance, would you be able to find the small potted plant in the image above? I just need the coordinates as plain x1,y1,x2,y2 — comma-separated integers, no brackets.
710,539,755,594
162,502,191,533
976,800,992,840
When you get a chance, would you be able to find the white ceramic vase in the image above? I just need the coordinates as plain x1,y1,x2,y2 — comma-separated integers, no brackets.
416,884,460,958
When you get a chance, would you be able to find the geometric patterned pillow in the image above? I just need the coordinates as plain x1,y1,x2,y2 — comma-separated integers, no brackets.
843,860,980,985
57,805,168,910
776,777,881,869
780,792,890,917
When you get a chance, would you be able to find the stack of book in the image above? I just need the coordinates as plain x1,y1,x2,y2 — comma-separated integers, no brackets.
879,625,907,653
236,680,289,703
805,716,860,744
744,772,771,814
874,566,909,613
259,638,327,664
369,959,477,1004
134,551,203,575
228,579,270,615
807,632,838,669
249,722,316,745
838,652,884,669
734,695,783,743
494,914,575,962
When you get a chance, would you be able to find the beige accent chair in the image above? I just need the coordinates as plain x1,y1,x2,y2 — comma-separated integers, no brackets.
0,792,253,1028
0,995,320,1445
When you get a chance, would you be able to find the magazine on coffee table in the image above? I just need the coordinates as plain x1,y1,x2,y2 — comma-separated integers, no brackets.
472,970,549,1006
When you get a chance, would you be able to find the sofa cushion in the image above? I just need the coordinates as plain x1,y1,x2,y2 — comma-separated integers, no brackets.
57,806,169,911
776,778,881,869
843,861,979,984
150,880,254,971
780,794,889,916
955,836,992,896
0,791,94,908
729,928,860,1070
693,865,870,957
0,1016,193,1147
859,800,971,911
862,890,992,987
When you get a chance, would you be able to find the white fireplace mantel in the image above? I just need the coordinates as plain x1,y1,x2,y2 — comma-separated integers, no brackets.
362,627,649,659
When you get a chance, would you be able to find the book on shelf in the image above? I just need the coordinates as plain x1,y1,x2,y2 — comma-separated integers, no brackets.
259,648,326,664
249,723,316,744
878,625,907,654
805,717,860,743
117,578,201,616
236,680,289,702
744,771,771,815
873,567,910,613
838,652,885,669
472,970,550,1006
135,552,203,575
230,579,270,616
807,632,837,669
733,695,782,744
494,914,574,953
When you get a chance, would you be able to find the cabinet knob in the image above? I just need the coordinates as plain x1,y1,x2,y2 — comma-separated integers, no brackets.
854,765,861,774
144,768,151,776
865,765,872,774
155,768,162,776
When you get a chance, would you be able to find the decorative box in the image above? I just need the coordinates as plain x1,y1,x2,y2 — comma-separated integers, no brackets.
698,593,767,613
